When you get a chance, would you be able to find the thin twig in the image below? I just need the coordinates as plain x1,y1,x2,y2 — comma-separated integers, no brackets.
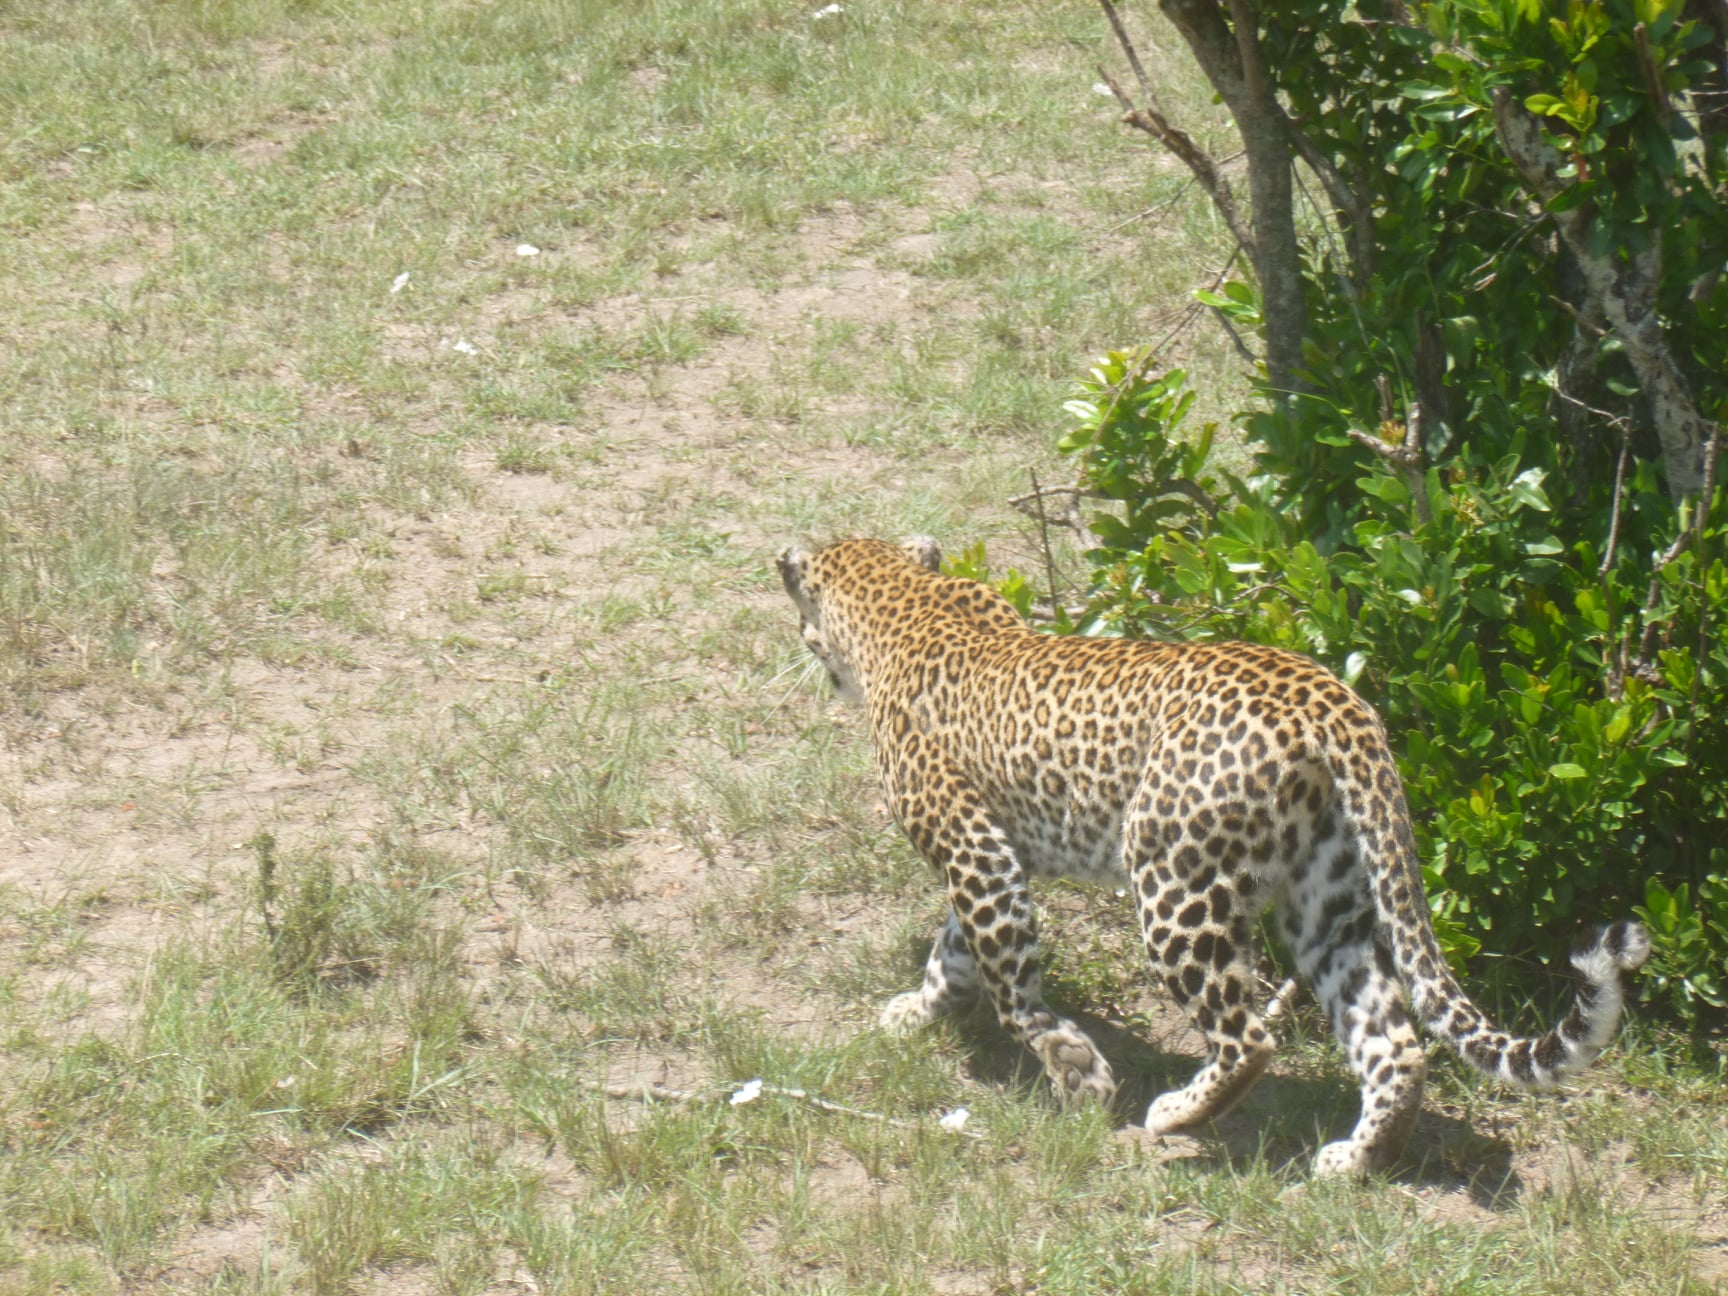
1030,466,1064,612
755,1084,920,1127
1598,422,1635,701
1139,246,1253,368
1627,416,1725,708
1598,424,1632,580
1634,22,1674,124
1547,294,1609,339
1684,422,1724,754
1134,580,1292,638
1293,167,1367,337
1163,478,1222,520
1150,301,1205,356
587,1079,977,1136
1098,0,1159,107
1012,468,1217,530
1093,12,1257,255
1283,120,1373,287
1201,300,1256,368
1008,479,1092,533
1009,481,1092,506
1101,177,1195,234
1549,381,1634,434
1637,522,1701,665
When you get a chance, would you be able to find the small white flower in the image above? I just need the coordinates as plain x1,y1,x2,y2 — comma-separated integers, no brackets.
391,271,411,293
515,243,541,257
451,339,478,355
813,3,843,16
939,1107,970,1132
731,1078,764,1106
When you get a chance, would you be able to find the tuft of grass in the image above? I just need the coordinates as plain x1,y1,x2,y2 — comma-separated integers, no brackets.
359,675,664,898
287,1137,539,1296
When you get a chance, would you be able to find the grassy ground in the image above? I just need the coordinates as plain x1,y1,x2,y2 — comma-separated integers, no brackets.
2,1,1725,1293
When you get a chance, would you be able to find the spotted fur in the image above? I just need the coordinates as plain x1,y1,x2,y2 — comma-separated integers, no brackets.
778,537,1650,1175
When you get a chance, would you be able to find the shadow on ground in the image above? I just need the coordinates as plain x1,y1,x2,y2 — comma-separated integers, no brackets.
893,959,1526,1206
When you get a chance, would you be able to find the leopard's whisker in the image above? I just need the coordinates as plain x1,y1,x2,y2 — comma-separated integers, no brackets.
764,653,825,718
762,653,810,689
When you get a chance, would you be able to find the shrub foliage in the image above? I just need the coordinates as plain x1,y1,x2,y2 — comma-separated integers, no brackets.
1042,0,1728,1023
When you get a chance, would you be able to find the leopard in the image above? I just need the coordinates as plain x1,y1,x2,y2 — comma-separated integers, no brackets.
777,536,1650,1176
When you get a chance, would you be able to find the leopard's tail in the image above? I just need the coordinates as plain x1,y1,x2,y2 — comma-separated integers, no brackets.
1330,737,1648,1090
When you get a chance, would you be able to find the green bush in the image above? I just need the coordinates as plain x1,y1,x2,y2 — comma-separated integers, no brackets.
1040,349,1727,1024
1027,0,1728,1026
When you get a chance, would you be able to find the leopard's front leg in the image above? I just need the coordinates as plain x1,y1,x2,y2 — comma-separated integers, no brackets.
891,768,1116,1107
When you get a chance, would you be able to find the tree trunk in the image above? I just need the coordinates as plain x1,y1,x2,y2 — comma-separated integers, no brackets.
1154,0,1306,404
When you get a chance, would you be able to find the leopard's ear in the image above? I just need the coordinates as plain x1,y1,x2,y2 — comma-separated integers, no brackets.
902,536,942,572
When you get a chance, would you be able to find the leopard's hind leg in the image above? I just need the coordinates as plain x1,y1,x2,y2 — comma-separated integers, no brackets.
1128,795,1278,1133
1278,820,1427,1176
881,911,980,1032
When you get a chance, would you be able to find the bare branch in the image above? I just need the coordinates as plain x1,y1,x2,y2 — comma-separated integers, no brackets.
1347,394,1432,525
1098,0,1161,108
1681,0,1728,149
1686,422,1724,752
1548,293,1608,339
1029,466,1064,606
1156,0,1304,395
1101,0,1307,396
1096,64,1256,251
1634,421,1725,668
1011,472,1219,529
1192,242,1257,366
1101,176,1196,234
1164,478,1223,519
1548,378,1634,436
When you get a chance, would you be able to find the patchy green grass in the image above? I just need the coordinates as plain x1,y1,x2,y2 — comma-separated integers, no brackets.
2,1,1725,1294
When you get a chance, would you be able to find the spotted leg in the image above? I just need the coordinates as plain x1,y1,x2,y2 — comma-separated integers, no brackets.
1131,815,1277,1133
1280,827,1427,1176
881,911,981,1033
889,769,1116,1107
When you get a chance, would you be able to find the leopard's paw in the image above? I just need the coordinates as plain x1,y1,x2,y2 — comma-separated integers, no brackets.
1313,1139,1374,1178
1035,1023,1116,1107
879,991,938,1036
1144,1088,1207,1136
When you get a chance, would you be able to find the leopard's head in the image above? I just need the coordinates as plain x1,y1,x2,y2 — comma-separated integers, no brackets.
776,537,943,705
